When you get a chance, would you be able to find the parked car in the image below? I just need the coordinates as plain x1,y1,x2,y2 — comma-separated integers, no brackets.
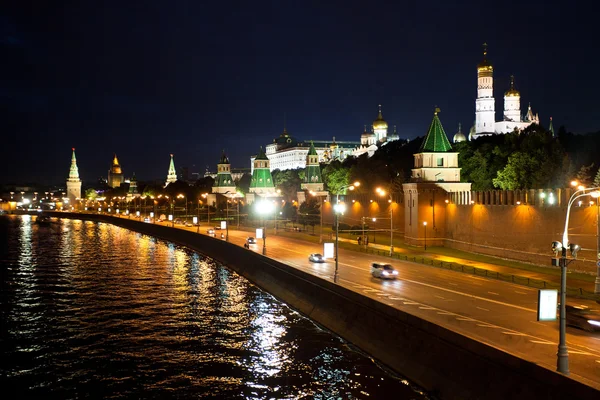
566,304,600,332
308,253,325,263
214,226,222,230
247,237,256,244
370,263,399,280
184,222,193,227
207,228,215,236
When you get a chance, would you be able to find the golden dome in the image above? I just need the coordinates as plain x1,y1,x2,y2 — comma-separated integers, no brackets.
504,75,520,97
372,104,388,130
477,43,493,73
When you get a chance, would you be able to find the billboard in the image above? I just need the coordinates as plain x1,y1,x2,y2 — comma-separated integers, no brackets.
221,221,227,230
323,242,334,259
537,289,558,321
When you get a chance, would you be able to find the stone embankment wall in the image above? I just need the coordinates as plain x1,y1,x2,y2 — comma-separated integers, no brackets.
42,212,599,400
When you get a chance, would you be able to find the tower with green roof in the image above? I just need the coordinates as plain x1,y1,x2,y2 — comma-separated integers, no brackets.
212,150,237,194
549,117,555,138
165,154,177,187
402,108,472,249
411,108,461,182
66,148,82,204
249,147,276,194
300,141,324,192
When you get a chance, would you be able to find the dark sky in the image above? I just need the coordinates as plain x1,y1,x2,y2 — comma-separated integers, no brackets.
2,1,598,184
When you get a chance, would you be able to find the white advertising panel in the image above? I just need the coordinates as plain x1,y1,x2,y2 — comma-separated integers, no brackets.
221,221,227,230
192,216,198,224
323,242,334,259
256,228,263,239
150,212,154,218
168,215,173,221
537,289,558,321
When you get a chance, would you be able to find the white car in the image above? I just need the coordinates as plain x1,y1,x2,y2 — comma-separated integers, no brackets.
247,237,257,244
308,253,325,263
371,263,399,280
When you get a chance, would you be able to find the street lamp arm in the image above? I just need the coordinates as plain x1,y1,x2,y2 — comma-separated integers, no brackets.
563,187,600,246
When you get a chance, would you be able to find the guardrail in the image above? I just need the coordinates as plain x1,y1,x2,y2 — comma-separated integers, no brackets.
357,247,600,302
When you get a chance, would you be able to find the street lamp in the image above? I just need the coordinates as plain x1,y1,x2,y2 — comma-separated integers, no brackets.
423,221,428,251
376,187,394,256
333,181,360,283
310,190,326,244
201,193,209,226
256,199,275,255
552,182,600,375
177,193,187,223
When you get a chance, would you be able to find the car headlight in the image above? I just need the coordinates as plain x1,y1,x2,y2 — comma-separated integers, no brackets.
382,271,389,275
588,320,600,327
392,270,398,275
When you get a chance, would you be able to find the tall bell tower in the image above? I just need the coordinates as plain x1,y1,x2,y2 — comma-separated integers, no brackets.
475,43,495,135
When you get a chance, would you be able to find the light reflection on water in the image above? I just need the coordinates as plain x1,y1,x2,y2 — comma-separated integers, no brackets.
1,215,430,399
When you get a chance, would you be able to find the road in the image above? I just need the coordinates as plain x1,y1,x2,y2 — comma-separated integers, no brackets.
159,220,600,388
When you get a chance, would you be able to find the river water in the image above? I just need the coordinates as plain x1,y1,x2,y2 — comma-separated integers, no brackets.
1,215,430,399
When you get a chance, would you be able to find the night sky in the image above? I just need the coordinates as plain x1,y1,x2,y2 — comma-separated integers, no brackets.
2,1,598,184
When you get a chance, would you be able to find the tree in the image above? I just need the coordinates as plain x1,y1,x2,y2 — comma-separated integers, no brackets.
492,152,540,190
297,193,320,232
594,167,600,187
85,188,98,200
272,169,301,202
322,161,350,194
576,163,595,186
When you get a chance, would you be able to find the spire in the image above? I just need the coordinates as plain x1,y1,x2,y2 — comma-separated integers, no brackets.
477,42,492,71
420,108,453,152
549,117,555,137
112,153,119,166
166,154,177,186
219,149,230,164
255,145,268,160
308,140,318,156
68,148,80,181
483,42,488,61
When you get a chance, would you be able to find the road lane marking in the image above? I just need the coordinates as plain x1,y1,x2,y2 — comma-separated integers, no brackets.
403,301,419,305
437,312,454,315
456,317,475,321
530,340,554,345
569,350,593,356
487,291,500,296
476,323,496,328
502,331,528,336
419,306,436,310
448,282,458,286
401,278,536,313
435,295,445,299
389,296,403,300
476,307,490,312
514,291,528,295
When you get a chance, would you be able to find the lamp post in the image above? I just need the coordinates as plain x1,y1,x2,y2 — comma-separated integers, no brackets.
376,187,394,256
552,182,600,375
201,193,209,226
177,193,187,223
596,194,600,294
423,221,428,251
333,181,360,283
256,199,274,255
310,190,326,244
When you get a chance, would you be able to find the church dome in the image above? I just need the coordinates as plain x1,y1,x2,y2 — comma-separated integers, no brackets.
504,75,520,97
477,43,493,76
453,123,466,143
372,105,388,130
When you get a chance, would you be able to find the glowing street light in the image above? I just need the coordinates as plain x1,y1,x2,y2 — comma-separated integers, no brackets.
423,221,428,251
552,181,600,375
256,199,275,255
376,187,394,256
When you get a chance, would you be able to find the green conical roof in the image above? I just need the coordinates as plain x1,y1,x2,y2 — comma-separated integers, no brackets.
308,141,317,156
255,146,268,160
419,109,453,152
219,150,230,164
549,117,555,137
68,148,80,181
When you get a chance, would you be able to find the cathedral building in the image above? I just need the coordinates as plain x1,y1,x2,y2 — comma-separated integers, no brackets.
107,154,124,188
353,105,400,157
66,148,81,204
472,44,539,140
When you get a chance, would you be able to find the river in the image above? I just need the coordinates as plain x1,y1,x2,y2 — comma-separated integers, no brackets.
1,215,430,399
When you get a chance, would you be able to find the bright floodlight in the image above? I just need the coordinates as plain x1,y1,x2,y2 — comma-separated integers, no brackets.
568,243,581,258
256,199,275,215
333,203,346,214
551,241,563,253
423,221,427,226
591,191,600,198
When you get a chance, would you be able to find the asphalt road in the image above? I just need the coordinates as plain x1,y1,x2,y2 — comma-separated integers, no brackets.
165,221,600,388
